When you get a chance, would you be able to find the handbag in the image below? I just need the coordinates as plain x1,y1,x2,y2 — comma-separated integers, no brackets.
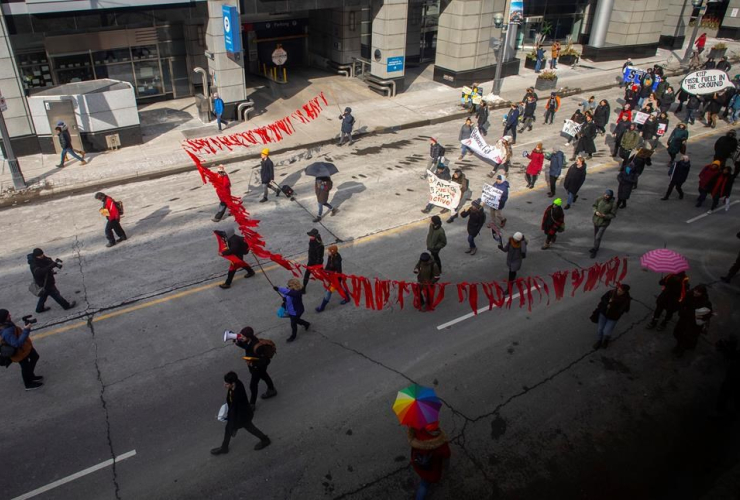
590,308,600,323
277,306,289,318
217,403,228,422
28,272,48,297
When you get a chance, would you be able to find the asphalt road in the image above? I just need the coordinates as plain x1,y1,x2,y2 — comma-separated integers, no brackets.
1,84,740,500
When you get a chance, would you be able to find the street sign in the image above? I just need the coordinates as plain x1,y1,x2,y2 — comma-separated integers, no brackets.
272,47,287,65
222,5,242,55
387,56,404,73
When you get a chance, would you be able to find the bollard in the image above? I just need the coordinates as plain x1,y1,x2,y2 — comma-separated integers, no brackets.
283,67,287,82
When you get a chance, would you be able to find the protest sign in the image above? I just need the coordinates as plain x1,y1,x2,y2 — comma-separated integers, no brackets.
632,111,649,124
481,183,504,210
657,123,667,136
681,69,735,95
461,127,506,164
461,86,473,95
427,172,462,210
561,119,581,137
621,67,660,91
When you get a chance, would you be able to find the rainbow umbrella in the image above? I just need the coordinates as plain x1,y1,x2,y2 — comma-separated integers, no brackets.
393,384,442,429
640,249,689,274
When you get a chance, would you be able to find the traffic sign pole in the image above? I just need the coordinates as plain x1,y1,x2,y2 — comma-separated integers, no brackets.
0,100,27,190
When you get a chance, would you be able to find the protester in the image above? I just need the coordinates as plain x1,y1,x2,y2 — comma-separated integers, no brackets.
710,165,735,211
498,232,527,285
212,165,232,222
581,95,597,114
234,327,278,407
590,189,618,259
458,118,474,160
696,160,722,208
534,44,546,73
541,198,565,250
704,91,723,128
657,112,670,142
720,231,740,283
729,91,740,124
424,138,446,178
313,176,336,222
408,422,451,499
0,309,43,390
641,113,660,149
27,248,76,313
218,228,255,289
572,113,597,160
413,252,440,312
316,245,350,312
713,131,738,165
619,123,643,164
275,278,310,343
303,228,324,291
612,114,632,158
486,136,513,176
488,174,509,228
469,83,483,112
55,125,86,168
94,192,127,248
673,285,712,358
666,123,688,163
630,148,652,189
660,86,676,114
426,215,447,273
685,93,701,125
546,147,565,197
213,92,227,131
704,57,717,70
476,101,490,136
446,169,470,222
338,107,355,146
616,164,638,209
421,161,451,214
676,88,689,113
646,271,690,331
259,149,279,203
564,109,585,147
695,33,707,54
460,200,486,255
522,87,539,103
503,104,520,144
620,58,633,89
211,371,271,455
550,42,561,69
563,156,587,209
544,92,560,124
717,56,732,73
593,100,610,135
592,283,631,350
519,95,537,133
662,154,691,200
524,143,545,189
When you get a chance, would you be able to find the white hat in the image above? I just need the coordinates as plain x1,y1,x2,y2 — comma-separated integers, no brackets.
513,232,523,241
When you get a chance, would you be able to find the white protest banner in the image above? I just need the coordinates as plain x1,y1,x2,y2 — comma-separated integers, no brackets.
632,111,649,124
427,172,462,210
461,127,506,164
681,69,735,95
561,119,581,137
481,183,504,210
657,123,667,136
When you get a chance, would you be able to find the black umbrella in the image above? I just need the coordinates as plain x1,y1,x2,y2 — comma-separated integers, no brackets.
305,162,339,177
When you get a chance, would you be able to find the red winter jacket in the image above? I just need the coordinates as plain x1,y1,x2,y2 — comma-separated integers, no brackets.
217,174,232,203
104,197,120,220
525,150,545,175
617,109,632,122
698,164,721,191
408,426,451,483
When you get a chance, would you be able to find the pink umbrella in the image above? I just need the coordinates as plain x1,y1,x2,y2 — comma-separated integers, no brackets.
640,249,689,274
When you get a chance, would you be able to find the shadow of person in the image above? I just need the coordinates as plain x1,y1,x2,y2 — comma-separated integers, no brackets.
329,181,367,210
132,205,171,231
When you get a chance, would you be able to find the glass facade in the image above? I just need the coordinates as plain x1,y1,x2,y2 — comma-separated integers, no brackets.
521,0,590,43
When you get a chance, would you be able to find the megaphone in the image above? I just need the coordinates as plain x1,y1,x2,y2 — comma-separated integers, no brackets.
223,330,238,342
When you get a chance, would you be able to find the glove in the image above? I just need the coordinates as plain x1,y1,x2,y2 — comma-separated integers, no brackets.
273,286,279,291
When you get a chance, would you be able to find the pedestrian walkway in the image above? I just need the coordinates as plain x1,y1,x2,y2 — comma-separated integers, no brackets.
2,37,739,205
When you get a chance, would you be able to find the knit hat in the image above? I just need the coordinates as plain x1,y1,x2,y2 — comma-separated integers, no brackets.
431,215,442,225
420,252,431,262
553,198,562,206
619,283,631,292
94,192,105,200
307,228,320,237
605,189,614,197
430,137,437,143
261,148,269,155
0,309,8,323
712,160,721,165
513,232,523,241
496,174,506,181
472,199,481,208
239,326,255,337
32,248,43,257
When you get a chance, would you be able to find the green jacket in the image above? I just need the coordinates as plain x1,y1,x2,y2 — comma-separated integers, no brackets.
414,259,440,283
620,130,642,151
426,225,447,252
593,197,617,227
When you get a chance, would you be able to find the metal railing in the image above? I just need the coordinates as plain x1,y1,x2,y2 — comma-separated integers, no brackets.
329,61,354,78
365,74,396,97
238,100,255,121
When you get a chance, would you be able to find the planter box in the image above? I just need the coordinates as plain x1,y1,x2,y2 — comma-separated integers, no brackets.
524,57,537,69
535,77,558,91
709,48,727,59
558,54,579,65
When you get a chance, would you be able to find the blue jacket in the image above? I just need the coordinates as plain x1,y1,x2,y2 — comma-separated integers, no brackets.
278,287,305,316
341,111,355,133
505,108,520,128
1,322,30,349
213,97,225,116
496,181,510,209
548,151,565,177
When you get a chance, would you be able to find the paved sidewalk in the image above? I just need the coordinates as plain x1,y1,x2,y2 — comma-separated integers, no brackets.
1,37,738,206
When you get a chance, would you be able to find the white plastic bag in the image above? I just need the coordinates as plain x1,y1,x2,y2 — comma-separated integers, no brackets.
217,403,228,422
725,197,731,212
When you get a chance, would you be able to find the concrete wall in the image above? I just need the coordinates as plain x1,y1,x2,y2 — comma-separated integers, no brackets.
0,10,34,141
604,0,670,47
332,6,363,64
721,0,740,28
661,0,692,39
370,0,408,80
435,0,498,74
205,0,246,106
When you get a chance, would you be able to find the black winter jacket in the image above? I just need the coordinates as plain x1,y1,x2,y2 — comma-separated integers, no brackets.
307,238,325,266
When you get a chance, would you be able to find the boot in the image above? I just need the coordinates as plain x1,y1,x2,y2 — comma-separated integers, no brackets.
541,242,551,250
470,247,477,255
211,447,228,455
593,338,603,350
244,268,256,278
259,197,268,203
254,438,271,450
286,335,296,343
602,337,610,349
261,388,278,399
315,298,329,313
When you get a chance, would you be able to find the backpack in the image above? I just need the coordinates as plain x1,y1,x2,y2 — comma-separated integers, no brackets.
254,338,277,359
0,327,17,368
115,200,124,215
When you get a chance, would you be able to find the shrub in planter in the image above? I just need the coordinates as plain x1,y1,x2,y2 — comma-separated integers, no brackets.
709,43,727,59
535,70,558,91
558,54,578,65
525,51,537,69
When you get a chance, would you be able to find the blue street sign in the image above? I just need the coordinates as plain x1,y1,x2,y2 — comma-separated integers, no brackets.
223,5,242,54
388,56,404,73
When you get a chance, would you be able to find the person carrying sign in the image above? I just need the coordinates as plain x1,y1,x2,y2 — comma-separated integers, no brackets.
619,123,643,164
460,200,486,255
487,174,509,229
446,169,470,223
666,123,689,163
572,113,597,160
421,162,452,214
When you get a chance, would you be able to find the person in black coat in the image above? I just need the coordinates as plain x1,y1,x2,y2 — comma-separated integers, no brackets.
234,327,278,405
519,96,537,133
703,57,717,70
476,103,490,135
685,94,701,124
705,92,724,128
662,155,691,200
28,248,77,313
338,107,355,145
676,88,689,113
612,115,631,157
660,87,676,114
593,100,610,134
572,114,597,160
641,114,659,148
563,157,588,209
646,271,689,331
211,371,271,455
303,228,325,291
503,103,520,144
714,131,738,165
218,228,256,289
460,199,486,255
259,149,280,202
315,245,350,312
616,164,638,208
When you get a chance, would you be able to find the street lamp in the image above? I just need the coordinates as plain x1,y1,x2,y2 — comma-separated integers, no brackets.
492,12,510,96
682,0,705,65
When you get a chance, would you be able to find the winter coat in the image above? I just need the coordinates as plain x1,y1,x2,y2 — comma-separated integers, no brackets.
500,238,527,272
620,130,642,151
592,197,618,227
340,110,355,133
494,180,510,209
523,100,537,118
525,150,545,175
476,106,489,127
714,136,738,160
101,196,120,221
429,142,445,159
704,60,717,70
260,157,274,184
461,207,486,236
617,108,632,122
325,253,343,273
213,97,224,116
667,128,689,156
669,159,691,185
706,97,722,114
278,287,305,316
426,225,447,252
597,289,631,321
452,173,468,194
459,124,473,141
712,173,734,198
545,95,560,111
563,164,587,195
730,94,740,110
505,108,520,128
433,164,451,181
28,254,57,289
58,129,72,149
0,322,33,363
414,259,440,284
217,174,232,203
674,292,712,350
408,427,451,484
224,379,254,430
614,119,631,138
571,111,585,124
687,95,701,110
677,89,690,103
541,205,564,236
698,164,721,191
575,121,597,155
548,151,565,177
315,177,333,205
307,237,325,266
642,118,659,139
617,168,638,200
222,233,248,260
661,90,676,107
656,273,689,310
717,60,732,72
593,103,610,127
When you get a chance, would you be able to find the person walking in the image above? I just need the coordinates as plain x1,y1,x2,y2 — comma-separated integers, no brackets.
421,162,452,214
212,165,232,222
612,114,632,158
661,154,691,200
717,56,732,73
592,283,632,350
720,231,740,283
546,147,565,198
710,165,735,211
476,102,490,136
426,215,447,273
503,103,520,144
641,113,660,150
666,123,688,163
590,189,618,258
713,131,738,166
646,271,690,331
313,176,336,222
27,248,76,314
696,160,722,208
572,113,597,160
563,156,587,209
581,95,597,114
564,109,585,147
338,107,355,146
673,285,712,357
424,138,446,178
541,198,565,250
660,86,676,114
676,88,690,113
458,118,474,159
0,309,43,390
303,228,324,291
619,123,643,164
534,44,546,73
211,371,270,455
315,245,350,312
616,164,638,209
213,92,227,131
55,125,86,168
460,199,486,255
519,95,537,133
275,279,310,343
703,57,717,70
446,169,470,222
486,136,513,176
498,232,527,285
695,33,707,54
488,173,509,228
686,93,701,125
543,92,560,124
550,42,560,69
218,228,256,289
729,92,740,124
234,327,278,407
414,252,441,312
705,92,723,128
259,149,280,203
524,143,545,188
94,192,127,248
408,422,451,499
593,100,610,135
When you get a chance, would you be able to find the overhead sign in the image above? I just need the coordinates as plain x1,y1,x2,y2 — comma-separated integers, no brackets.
272,47,288,65
681,69,735,95
223,5,242,55
388,56,404,73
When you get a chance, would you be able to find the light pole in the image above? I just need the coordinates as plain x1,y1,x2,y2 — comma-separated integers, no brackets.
492,13,510,96
0,105,26,190
682,0,705,65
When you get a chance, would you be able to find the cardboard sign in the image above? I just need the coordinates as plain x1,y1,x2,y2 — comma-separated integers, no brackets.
657,123,667,136
681,69,736,95
632,111,650,124
472,95,482,105
427,172,462,210
461,127,506,164
561,119,581,137
481,183,504,210
461,86,473,95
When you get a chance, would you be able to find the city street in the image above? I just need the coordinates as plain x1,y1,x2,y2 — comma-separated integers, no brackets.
2,83,740,500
